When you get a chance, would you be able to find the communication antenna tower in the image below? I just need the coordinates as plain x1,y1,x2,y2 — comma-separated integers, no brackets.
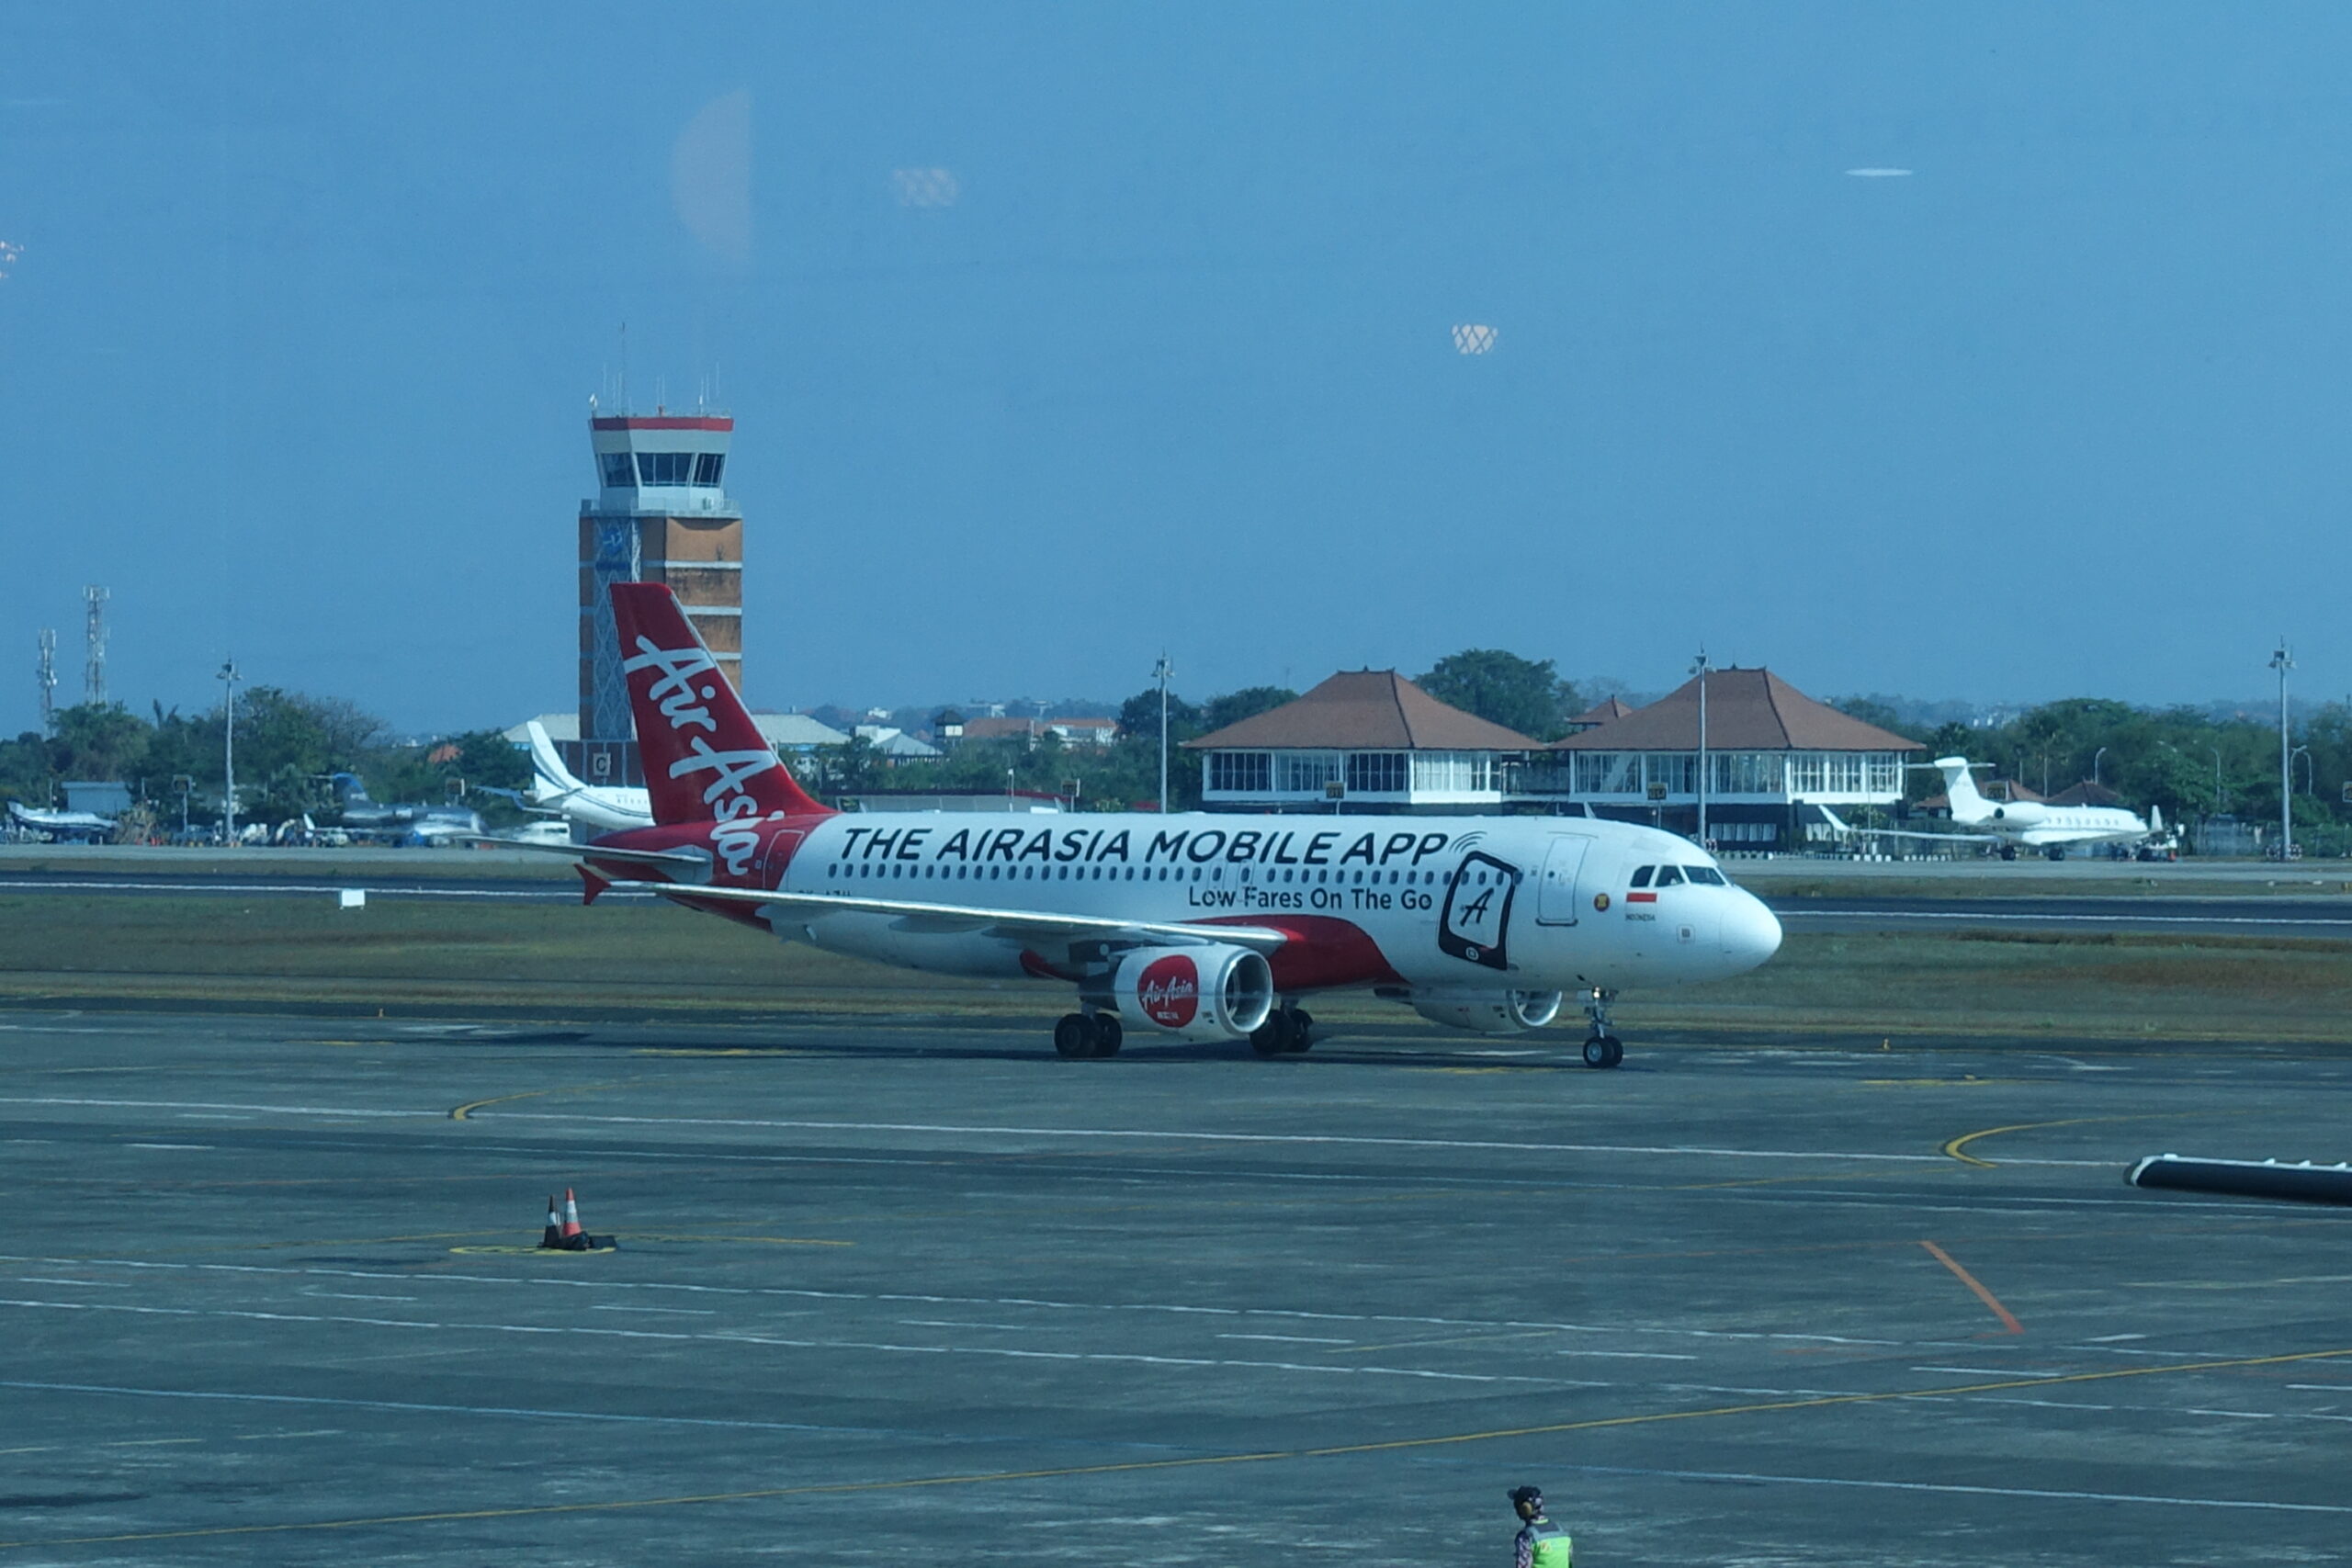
83,586,109,706
35,628,56,725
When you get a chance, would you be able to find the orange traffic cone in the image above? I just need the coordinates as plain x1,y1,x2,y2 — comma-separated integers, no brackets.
539,1195,562,1249
560,1188,585,1247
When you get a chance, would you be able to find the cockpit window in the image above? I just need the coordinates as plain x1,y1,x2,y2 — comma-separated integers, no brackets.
1685,866,1725,886
1652,865,1685,887
1629,865,1654,887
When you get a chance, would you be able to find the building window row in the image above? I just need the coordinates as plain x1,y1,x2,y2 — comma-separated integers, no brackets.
602,452,726,489
1207,751,1272,793
1206,750,1483,795
1571,750,1904,797
1409,752,1494,793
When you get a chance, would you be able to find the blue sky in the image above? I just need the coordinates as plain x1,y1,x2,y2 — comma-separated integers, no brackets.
4,4,2350,733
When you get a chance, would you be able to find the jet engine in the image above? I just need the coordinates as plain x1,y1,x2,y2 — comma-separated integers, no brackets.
1403,989,1565,1035
1103,943,1275,1043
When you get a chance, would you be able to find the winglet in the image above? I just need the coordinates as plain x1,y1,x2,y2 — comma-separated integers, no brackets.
577,863,611,905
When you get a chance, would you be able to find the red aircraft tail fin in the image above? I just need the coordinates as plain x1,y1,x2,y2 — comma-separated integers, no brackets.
608,582,832,825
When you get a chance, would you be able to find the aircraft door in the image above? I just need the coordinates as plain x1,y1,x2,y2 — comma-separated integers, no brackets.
1535,834,1594,926
757,827,807,886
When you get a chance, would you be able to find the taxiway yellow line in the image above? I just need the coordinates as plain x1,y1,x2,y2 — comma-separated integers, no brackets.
1941,1116,2108,1167
7,1343,2348,1551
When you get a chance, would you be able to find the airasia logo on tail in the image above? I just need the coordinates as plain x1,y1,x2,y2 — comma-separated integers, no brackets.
1136,954,1200,1029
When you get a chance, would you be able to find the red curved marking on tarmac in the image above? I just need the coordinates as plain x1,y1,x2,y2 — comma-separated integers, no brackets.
1920,1239,2024,1335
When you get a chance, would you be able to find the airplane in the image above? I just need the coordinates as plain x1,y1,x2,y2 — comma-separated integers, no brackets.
526,583,1781,1067
523,720,653,832
322,773,485,846
6,799,117,842
1820,756,2164,861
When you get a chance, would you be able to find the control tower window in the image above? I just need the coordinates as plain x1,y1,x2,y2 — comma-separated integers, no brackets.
694,452,725,487
599,453,636,489
637,452,694,485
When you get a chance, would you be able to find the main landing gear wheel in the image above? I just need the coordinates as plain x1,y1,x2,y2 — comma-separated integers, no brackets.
1250,1010,1307,1062
1286,1008,1315,1053
1055,1013,1121,1059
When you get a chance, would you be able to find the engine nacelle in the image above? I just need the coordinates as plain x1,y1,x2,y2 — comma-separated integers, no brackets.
1103,943,1275,1043
1406,989,1565,1035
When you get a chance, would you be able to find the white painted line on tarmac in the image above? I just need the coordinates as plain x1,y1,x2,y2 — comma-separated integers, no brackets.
0,878,646,901
0,1096,437,1119
0,1252,2075,1355
1572,1459,2352,1516
0,1377,1159,1449
1217,1334,1353,1345
481,1110,1974,1166
0,1094,2113,1168
0,1298,1571,1386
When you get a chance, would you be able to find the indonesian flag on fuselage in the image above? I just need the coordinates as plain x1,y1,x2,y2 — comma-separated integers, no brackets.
607,583,832,825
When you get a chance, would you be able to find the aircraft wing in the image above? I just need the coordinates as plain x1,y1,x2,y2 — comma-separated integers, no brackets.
603,878,1293,955
1835,824,1995,844
469,836,713,872
1809,804,1988,845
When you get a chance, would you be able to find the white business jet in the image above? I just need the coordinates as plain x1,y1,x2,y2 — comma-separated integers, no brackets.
1823,757,2161,861
523,584,1781,1068
524,720,653,832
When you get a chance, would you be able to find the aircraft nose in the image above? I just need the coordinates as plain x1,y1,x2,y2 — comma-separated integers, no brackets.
1725,890,1782,971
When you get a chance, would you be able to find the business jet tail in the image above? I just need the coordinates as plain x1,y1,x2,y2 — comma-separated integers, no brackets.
525,721,587,803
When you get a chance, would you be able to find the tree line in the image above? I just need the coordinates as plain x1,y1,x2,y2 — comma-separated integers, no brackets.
811,649,1603,809
3,694,528,835
1830,694,2352,850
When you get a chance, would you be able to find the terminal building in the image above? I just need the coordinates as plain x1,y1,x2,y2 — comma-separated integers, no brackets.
573,412,744,787
1184,670,1541,813
1184,663,1918,846
1538,668,1921,848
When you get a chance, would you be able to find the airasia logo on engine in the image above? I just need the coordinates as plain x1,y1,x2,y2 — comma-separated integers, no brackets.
1136,954,1200,1029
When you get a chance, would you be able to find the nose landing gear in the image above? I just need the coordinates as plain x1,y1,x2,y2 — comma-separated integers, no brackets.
1580,987,1623,1069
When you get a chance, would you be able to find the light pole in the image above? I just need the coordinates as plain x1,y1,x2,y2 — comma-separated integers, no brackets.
2210,746,2224,813
2271,638,2294,858
1690,648,1711,847
1152,652,1173,815
2093,746,2108,788
216,658,241,844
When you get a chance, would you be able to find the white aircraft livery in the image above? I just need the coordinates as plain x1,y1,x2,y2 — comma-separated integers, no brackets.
560,585,1781,1066
1824,757,2159,861
524,719,654,832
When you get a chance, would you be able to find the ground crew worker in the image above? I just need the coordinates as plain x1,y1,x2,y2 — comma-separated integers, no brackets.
1509,1484,1571,1568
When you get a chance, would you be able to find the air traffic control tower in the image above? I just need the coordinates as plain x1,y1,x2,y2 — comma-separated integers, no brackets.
574,411,742,788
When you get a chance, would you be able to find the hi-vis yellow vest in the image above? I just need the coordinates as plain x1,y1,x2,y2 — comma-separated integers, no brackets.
1524,1518,1572,1567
